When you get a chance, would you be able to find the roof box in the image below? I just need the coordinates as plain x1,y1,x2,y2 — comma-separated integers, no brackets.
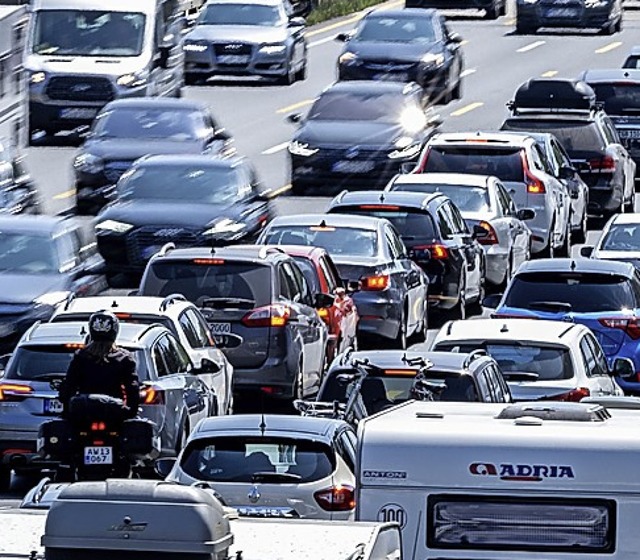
510,79,597,113
496,401,611,422
42,480,233,560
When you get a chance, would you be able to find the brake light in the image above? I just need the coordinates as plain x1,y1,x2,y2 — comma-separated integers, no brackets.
541,387,590,402
0,383,33,401
598,317,640,340
384,369,417,376
413,244,449,260
314,485,356,511
521,151,546,194
90,422,106,431
114,313,132,319
359,205,400,210
317,307,330,324
362,274,390,291
491,314,539,320
64,343,85,349
242,304,291,327
477,221,498,245
589,156,616,173
192,258,225,265
140,386,165,405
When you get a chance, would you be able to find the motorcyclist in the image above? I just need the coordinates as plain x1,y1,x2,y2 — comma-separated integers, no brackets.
58,310,140,419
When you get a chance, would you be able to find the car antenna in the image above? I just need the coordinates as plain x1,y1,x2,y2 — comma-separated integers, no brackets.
259,410,266,437
79,325,87,336
570,259,576,271
379,192,385,203
319,219,327,228
210,245,216,255
500,323,508,333
111,300,119,308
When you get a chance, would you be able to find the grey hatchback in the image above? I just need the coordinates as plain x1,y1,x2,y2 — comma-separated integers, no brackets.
0,321,217,491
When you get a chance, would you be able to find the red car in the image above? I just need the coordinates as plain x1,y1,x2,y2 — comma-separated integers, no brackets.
277,245,359,362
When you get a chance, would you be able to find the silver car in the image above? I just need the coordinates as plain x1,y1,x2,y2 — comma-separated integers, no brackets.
582,213,640,268
183,0,308,85
386,173,534,287
160,414,357,520
0,321,217,491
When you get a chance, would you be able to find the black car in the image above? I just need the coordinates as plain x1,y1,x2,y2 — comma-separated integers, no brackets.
580,69,640,181
515,0,622,34
0,140,40,215
406,0,505,19
501,79,636,219
287,80,442,194
95,154,273,288
326,190,485,320
0,216,106,352
336,9,464,104
138,245,331,402
73,98,235,214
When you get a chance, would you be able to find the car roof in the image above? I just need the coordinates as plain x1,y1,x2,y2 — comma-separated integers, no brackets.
366,7,437,17
516,257,635,277
390,172,494,189
429,131,534,146
609,213,640,225
32,0,158,11
21,321,159,348
102,98,207,112
151,244,290,263
0,215,72,235
266,213,385,231
629,46,640,56
193,414,348,439
581,68,640,83
322,80,420,96
135,154,242,168
331,190,446,209
55,295,191,318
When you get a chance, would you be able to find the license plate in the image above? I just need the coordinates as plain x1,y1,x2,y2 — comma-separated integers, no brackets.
544,7,577,16
84,446,113,465
373,72,409,82
59,108,98,120
142,245,163,259
217,54,249,64
618,129,640,139
43,398,64,415
210,322,231,335
332,160,375,174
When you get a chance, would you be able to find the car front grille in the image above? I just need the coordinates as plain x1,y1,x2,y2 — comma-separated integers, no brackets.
362,60,416,72
46,76,115,103
126,226,203,265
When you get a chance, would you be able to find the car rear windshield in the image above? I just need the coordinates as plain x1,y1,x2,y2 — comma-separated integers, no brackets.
591,83,640,115
330,207,437,242
4,345,148,381
502,120,605,153
51,313,177,336
434,342,573,381
291,256,321,293
424,147,524,183
262,226,378,258
391,183,490,213
179,436,336,483
504,272,638,313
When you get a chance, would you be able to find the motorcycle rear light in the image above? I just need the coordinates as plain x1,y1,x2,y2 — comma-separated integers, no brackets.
0,383,33,401
90,422,106,431
362,274,390,291
140,386,165,405
589,155,616,173
64,343,85,349
242,304,291,327
541,387,590,402
93,440,105,445
314,485,356,511
598,317,640,340
477,220,499,245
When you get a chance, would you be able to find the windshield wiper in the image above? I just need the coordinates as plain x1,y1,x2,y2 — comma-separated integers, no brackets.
528,301,572,313
251,472,302,483
31,372,67,380
200,297,255,309
502,371,540,382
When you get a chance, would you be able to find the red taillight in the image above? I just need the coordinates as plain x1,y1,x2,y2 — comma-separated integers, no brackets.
589,156,616,173
362,274,390,291
521,151,546,194
317,307,330,324
0,383,33,401
476,221,498,245
90,422,106,431
314,485,356,511
413,147,431,173
598,317,640,340
542,387,590,402
414,243,449,260
140,386,165,405
242,304,291,328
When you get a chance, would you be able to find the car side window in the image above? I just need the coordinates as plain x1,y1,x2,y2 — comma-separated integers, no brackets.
281,262,305,304
384,228,400,260
488,365,506,402
278,266,294,301
580,336,599,377
549,140,566,174
386,226,406,258
447,202,468,234
437,205,453,238
290,262,313,306
601,116,620,144
494,184,510,216
187,308,215,347
318,256,338,292
152,337,171,377
336,430,356,472
56,231,79,272
163,334,192,373
178,311,200,348
585,334,608,376
532,144,553,175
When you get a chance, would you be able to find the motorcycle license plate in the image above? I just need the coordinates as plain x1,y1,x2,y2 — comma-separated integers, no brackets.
43,398,64,415
84,446,113,465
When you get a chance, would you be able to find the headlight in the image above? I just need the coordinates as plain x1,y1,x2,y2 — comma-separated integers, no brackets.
289,140,318,157
203,219,246,237
95,220,134,234
421,53,445,66
183,42,208,52
73,153,104,174
259,44,287,54
388,143,421,160
116,72,147,87
338,52,359,65
29,71,46,85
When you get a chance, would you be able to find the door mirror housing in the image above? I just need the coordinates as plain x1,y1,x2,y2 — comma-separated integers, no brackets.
516,208,536,221
580,246,594,258
288,16,306,27
399,162,416,174
346,280,361,293
448,32,463,43
156,45,171,69
482,293,503,309
612,357,636,379
155,457,177,478
335,32,351,42
197,357,221,374
314,292,335,309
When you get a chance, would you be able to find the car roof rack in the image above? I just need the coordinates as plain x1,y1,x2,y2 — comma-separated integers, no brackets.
507,78,602,116
151,242,176,259
462,349,488,369
159,293,187,312
63,292,76,311
496,402,611,422
258,246,286,259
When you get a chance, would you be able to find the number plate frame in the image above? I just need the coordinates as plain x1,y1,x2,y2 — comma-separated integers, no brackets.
43,398,64,415
84,446,113,465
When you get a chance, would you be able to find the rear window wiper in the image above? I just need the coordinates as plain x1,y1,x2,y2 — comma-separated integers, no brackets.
31,373,67,381
199,297,255,309
527,301,572,313
502,371,540,382
251,472,302,483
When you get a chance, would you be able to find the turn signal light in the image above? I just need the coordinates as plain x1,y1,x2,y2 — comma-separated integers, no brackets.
314,485,356,511
140,386,165,405
477,221,499,245
242,304,291,328
362,275,390,291
599,317,640,340
0,383,33,401
317,307,330,324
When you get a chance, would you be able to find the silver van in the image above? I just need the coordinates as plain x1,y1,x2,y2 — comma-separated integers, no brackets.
24,0,187,140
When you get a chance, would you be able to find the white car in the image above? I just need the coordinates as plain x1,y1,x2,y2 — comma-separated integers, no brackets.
582,213,640,268
385,173,534,287
431,318,625,401
50,295,234,415
159,414,357,520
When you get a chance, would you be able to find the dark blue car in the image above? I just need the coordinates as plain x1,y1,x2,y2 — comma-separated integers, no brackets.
484,258,640,394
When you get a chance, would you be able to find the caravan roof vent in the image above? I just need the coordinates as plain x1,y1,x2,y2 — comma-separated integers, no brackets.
496,402,611,422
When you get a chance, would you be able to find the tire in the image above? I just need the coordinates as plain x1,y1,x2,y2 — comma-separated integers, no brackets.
624,192,635,213
0,465,10,492
290,179,306,196
292,359,304,401
615,15,622,32
573,211,588,244
500,253,513,290
601,20,616,34
448,279,467,321
452,78,462,100
279,61,296,85
515,21,535,34
410,300,428,344
556,222,571,258
390,306,408,350
295,56,308,82
540,219,556,258
485,2,499,18
175,418,189,454
468,267,486,317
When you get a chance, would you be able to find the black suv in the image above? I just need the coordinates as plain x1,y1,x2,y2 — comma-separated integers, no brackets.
138,245,332,402
501,79,636,219
515,0,622,34
326,190,485,320
317,349,512,418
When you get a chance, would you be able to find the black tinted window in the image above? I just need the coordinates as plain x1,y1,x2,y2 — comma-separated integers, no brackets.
504,272,636,313
355,15,436,43
502,120,605,153
330,207,436,242
591,83,640,115
291,256,321,293
308,92,421,123
424,147,524,182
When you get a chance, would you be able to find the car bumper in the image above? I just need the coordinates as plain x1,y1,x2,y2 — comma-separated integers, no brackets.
483,246,509,286
184,47,290,78
232,356,297,398
352,292,402,340
517,4,614,28
0,431,53,472
586,177,624,214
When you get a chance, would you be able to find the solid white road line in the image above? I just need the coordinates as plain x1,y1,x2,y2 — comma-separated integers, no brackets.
516,40,546,53
460,68,477,78
262,142,290,155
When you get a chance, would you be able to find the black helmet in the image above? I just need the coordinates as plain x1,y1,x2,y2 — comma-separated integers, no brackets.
88,310,120,343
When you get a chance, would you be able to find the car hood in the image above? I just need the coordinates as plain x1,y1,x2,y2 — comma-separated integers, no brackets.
344,41,441,63
0,274,68,306
98,200,239,228
81,138,205,160
25,53,147,77
186,24,288,45
295,121,409,148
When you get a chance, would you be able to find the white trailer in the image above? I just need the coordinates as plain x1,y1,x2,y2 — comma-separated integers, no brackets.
356,400,640,560
0,4,27,149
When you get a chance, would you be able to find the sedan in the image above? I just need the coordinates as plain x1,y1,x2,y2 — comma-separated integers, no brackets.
257,213,429,349
73,98,235,214
336,9,463,103
287,80,442,194
385,173,534,288
94,154,273,287
581,213,640,268
183,0,307,85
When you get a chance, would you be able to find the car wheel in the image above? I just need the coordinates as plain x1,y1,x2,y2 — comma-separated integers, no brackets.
515,21,535,34
175,418,190,454
468,267,486,316
0,465,10,492
295,56,308,81
184,73,201,86
539,218,556,258
557,222,571,258
624,192,635,213
390,306,408,350
572,210,588,244
601,19,616,34
452,77,462,100
279,61,296,85
485,2,499,18
293,359,304,401
411,300,428,344
615,15,622,32
500,253,513,290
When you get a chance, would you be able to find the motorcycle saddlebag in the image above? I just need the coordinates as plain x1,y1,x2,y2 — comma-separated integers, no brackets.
120,418,160,459
38,419,74,458
68,394,125,426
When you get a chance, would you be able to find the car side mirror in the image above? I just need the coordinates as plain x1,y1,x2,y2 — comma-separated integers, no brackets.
612,357,635,379
314,292,335,309
427,115,443,127
197,357,221,374
408,247,431,262
472,224,489,239
287,113,302,124
580,246,594,258
516,208,536,221
399,162,415,174
482,293,503,309
288,16,306,27
155,457,177,478
335,32,351,42
214,128,232,142
346,280,361,293
558,165,575,180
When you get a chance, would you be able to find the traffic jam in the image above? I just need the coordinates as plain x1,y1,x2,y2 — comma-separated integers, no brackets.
1,0,640,556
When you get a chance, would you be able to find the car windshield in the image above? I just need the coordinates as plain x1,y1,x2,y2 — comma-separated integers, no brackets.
0,233,58,274
591,83,640,115
198,4,283,26
330,207,436,242
179,436,336,482
504,272,637,312
354,16,436,43
118,166,240,204
502,120,605,153
434,342,573,381
307,92,417,123
93,108,202,141
142,261,272,307
291,256,321,293
600,223,640,252
4,345,148,381
424,147,525,182
391,183,491,212
32,10,145,56
262,226,378,257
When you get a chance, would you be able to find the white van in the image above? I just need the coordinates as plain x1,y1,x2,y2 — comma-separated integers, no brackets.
356,400,640,560
24,0,188,139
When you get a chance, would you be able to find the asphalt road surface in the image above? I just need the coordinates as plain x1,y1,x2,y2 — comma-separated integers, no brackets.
3,3,640,499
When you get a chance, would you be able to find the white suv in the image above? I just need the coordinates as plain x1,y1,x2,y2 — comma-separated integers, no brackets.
431,318,625,401
51,295,234,415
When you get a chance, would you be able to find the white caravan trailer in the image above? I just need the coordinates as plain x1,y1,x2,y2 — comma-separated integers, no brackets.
356,400,640,560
